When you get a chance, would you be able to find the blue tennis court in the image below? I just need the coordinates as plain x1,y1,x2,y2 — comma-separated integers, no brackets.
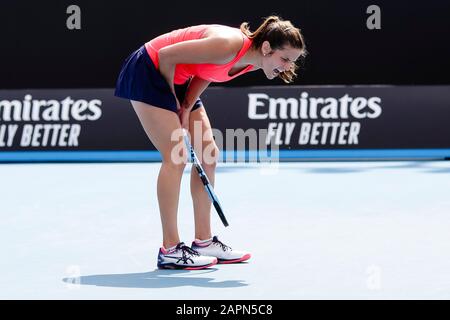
2,160,450,299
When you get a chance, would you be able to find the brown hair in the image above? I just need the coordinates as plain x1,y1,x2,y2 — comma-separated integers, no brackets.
240,16,307,83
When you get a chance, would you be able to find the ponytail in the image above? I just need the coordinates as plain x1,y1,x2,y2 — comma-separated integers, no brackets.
240,16,307,83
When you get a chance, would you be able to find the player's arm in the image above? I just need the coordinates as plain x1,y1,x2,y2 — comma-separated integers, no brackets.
158,36,236,93
182,76,211,109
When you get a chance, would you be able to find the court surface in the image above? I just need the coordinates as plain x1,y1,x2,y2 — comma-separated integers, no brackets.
1,160,450,299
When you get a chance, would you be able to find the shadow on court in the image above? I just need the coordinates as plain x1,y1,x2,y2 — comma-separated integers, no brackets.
62,268,249,289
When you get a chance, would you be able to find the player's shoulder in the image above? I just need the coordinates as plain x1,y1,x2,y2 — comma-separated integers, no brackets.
201,25,244,62
202,25,243,49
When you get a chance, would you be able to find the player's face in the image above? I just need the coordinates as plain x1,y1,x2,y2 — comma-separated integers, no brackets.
261,43,302,80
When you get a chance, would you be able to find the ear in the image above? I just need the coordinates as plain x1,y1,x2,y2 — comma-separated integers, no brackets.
261,41,272,56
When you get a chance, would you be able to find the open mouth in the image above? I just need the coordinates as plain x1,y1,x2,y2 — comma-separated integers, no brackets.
273,68,282,76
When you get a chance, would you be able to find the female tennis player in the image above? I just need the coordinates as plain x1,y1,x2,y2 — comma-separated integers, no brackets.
115,16,306,269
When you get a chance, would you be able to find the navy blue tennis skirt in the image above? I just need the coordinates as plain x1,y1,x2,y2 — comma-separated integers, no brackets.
114,45,203,113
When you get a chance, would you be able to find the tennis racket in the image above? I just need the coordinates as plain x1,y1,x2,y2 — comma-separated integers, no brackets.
182,129,229,227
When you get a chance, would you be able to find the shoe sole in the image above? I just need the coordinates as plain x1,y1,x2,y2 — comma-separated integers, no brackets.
158,259,218,270
218,253,251,264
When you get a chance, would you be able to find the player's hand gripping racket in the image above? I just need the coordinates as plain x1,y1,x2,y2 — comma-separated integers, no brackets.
182,129,229,227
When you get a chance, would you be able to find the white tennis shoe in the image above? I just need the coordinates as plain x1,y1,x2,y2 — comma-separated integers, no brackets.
191,236,251,264
157,242,217,270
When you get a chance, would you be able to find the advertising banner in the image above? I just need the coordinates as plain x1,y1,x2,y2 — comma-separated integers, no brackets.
1,86,449,161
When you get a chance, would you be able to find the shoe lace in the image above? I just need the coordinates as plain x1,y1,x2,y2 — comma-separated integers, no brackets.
213,238,231,252
176,244,200,264
182,245,200,257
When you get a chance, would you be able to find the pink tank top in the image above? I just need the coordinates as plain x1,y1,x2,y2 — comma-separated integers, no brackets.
144,25,254,84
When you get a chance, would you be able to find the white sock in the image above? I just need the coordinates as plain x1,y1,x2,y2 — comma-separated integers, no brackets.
195,237,213,244
164,243,178,252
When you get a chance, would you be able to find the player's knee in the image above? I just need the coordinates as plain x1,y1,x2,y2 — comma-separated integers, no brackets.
162,158,187,173
202,143,220,167
162,145,188,171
